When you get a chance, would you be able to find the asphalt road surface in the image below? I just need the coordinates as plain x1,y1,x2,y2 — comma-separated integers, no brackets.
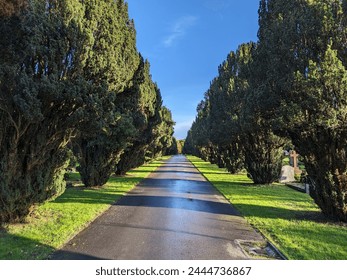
51,155,266,260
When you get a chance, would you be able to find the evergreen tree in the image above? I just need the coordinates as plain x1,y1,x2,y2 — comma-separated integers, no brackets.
74,0,140,187
115,57,163,175
239,42,285,184
257,0,347,221
0,0,88,223
208,52,245,173
182,129,196,155
166,137,179,155
187,42,285,183
147,106,176,159
188,98,214,162
0,0,175,223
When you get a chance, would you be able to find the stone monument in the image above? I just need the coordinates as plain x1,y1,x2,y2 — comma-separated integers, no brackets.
279,165,295,183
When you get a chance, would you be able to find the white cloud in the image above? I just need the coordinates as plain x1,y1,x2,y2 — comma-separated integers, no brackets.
163,16,198,47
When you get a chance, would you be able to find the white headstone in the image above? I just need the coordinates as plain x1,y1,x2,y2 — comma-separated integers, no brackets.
279,165,295,183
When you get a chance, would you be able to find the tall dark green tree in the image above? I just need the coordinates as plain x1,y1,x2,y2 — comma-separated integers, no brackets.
238,43,285,184
182,129,196,155
74,0,140,187
0,0,88,223
147,106,176,159
257,0,347,221
208,52,245,173
166,137,179,155
115,57,163,175
187,42,285,184
0,0,175,224
187,97,215,162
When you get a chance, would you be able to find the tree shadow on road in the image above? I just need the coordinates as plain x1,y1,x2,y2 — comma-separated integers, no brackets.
49,249,106,260
115,195,241,216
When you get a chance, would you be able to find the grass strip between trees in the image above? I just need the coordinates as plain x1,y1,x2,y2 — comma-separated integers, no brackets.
0,157,169,260
187,156,347,260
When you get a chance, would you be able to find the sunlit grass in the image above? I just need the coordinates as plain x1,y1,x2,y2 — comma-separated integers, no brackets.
0,157,169,260
188,156,347,260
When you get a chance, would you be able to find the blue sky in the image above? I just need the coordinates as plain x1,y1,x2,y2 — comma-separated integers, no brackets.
126,0,260,139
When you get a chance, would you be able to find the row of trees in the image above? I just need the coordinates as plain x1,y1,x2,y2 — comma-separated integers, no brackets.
0,0,175,224
184,0,347,222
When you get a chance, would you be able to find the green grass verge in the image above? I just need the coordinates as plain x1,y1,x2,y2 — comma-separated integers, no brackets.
0,157,169,260
187,156,347,260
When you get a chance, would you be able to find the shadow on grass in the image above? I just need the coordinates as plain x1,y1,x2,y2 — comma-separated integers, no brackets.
189,156,347,259
233,203,325,222
0,228,107,260
53,176,145,205
0,229,54,260
108,176,143,185
282,224,347,249
212,180,312,201
209,180,342,225
53,191,124,205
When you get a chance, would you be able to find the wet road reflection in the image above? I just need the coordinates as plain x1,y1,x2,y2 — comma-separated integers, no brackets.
52,155,265,260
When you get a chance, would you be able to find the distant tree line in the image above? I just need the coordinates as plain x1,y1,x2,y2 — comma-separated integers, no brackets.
0,0,175,224
184,0,347,222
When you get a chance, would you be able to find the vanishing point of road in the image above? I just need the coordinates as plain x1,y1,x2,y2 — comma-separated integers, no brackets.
52,155,266,260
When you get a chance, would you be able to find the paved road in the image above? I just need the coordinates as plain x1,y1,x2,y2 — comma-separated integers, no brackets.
51,155,265,260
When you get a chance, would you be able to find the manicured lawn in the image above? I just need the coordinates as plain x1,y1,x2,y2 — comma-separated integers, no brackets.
0,158,169,260
188,156,347,260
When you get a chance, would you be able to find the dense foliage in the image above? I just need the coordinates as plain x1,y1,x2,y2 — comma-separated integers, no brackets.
115,58,164,175
73,0,140,187
185,43,285,184
0,0,175,223
147,106,176,159
185,0,347,221
255,0,347,221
